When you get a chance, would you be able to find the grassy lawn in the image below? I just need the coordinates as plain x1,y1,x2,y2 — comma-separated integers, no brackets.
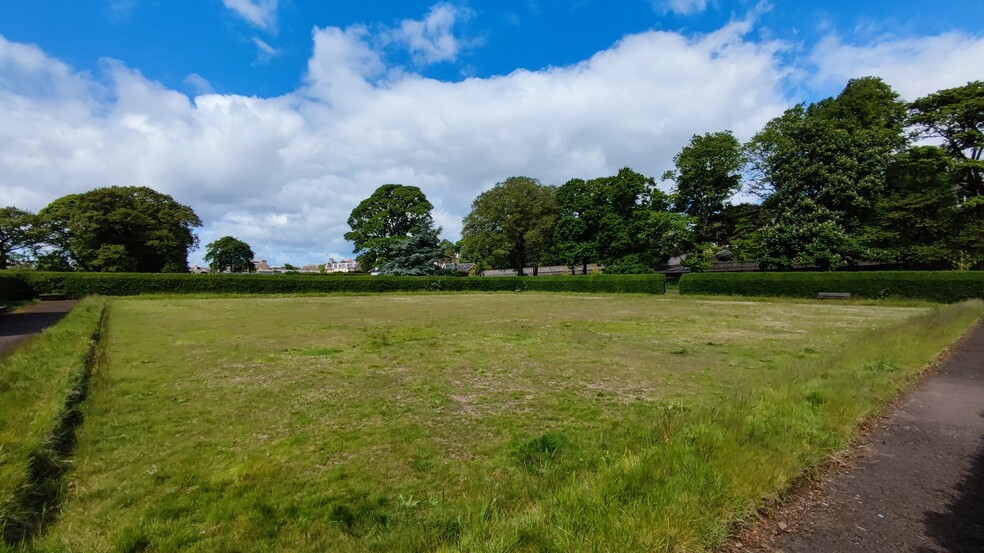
19,294,984,552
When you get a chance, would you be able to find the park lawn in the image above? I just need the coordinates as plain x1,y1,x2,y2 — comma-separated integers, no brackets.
24,294,984,552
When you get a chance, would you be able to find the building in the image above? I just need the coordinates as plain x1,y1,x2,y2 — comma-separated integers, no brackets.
252,259,286,274
325,258,360,273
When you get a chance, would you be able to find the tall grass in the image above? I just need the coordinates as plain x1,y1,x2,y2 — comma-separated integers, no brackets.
0,297,107,548
445,300,984,551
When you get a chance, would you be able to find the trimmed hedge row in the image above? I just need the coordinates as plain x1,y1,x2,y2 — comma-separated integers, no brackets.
0,273,33,301
7,271,665,297
679,271,984,303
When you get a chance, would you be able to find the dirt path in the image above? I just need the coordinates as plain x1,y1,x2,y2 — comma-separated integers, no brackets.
738,321,984,552
0,301,78,358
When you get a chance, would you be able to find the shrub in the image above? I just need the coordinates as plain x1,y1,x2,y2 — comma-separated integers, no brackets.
10,272,666,298
679,271,984,303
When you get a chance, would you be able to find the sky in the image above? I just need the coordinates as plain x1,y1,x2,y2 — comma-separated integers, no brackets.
1,1,982,267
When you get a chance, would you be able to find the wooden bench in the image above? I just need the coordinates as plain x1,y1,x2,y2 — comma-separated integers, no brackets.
817,292,851,300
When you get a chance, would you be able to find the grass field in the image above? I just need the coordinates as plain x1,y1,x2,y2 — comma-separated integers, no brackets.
12,294,984,552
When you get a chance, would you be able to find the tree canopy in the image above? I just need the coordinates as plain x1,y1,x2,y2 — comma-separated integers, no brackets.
461,177,557,276
204,236,255,273
663,131,745,244
908,81,984,199
345,184,436,270
0,207,36,270
744,77,907,269
35,186,202,272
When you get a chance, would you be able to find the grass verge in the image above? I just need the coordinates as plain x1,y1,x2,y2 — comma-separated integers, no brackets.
0,297,108,549
20,296,984,551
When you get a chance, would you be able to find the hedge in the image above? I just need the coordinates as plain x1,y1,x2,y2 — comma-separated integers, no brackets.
6,271,665,298
0,273,33,301
679,271,984,303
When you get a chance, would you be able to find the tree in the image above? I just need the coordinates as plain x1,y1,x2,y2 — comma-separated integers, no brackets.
908,81,984,199
553,178,602,274
378,225,448,276
461,177,557,276
908,81,984,270
873,146,959,268
204,236,255,273
744,77,907,268
0,207,37,269
553,168,696,274
345,184,436,270
36,186,202,272
739,198,863,271
662,131,745,243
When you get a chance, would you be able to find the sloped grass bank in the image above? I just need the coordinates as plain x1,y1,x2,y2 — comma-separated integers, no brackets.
0,298,108,548
20,296,983,552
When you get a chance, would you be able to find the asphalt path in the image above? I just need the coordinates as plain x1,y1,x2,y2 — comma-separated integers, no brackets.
741,321,984,552
0,301,78,359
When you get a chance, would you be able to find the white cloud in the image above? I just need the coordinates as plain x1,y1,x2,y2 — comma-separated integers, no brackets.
183,73,213,95
223,0,278,31
383,3,474,65
253,37,282,63
809,32,984,100
0,16,796,266
657,0,709,16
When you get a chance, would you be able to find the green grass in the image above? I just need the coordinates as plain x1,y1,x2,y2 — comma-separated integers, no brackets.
16,294,984,552
0,297,107,547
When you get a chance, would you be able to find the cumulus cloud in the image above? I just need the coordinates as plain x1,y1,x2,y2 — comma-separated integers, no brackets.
0,20,793,264
223,0,278,31
809,32,984,100
383,3,474,65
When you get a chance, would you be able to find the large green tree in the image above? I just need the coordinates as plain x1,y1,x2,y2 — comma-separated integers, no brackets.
907,81,984,269
204,236,255,273
908,81,984,199
345,184,436,270
554,168,694,274
662,131,745,243
745,76,907,269
36,186,202,272
553,178,602,274
461,177,557,276
873,146,959,268
0,207,37,269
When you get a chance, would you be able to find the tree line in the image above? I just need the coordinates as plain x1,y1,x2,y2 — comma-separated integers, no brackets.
351,77,981,276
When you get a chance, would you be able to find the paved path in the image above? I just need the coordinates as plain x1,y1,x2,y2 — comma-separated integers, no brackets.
746,321,984,552
0,301,78,358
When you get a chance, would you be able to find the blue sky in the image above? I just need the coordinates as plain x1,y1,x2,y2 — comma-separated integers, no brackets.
1,1,982,266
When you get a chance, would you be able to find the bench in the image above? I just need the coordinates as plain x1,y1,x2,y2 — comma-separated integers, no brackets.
817,292,851,300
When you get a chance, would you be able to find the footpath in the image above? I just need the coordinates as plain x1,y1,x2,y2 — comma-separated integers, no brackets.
738,321,984,552
0,301,78,358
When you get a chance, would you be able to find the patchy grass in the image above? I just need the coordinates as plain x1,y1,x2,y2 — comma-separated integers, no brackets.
18,294,984,552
